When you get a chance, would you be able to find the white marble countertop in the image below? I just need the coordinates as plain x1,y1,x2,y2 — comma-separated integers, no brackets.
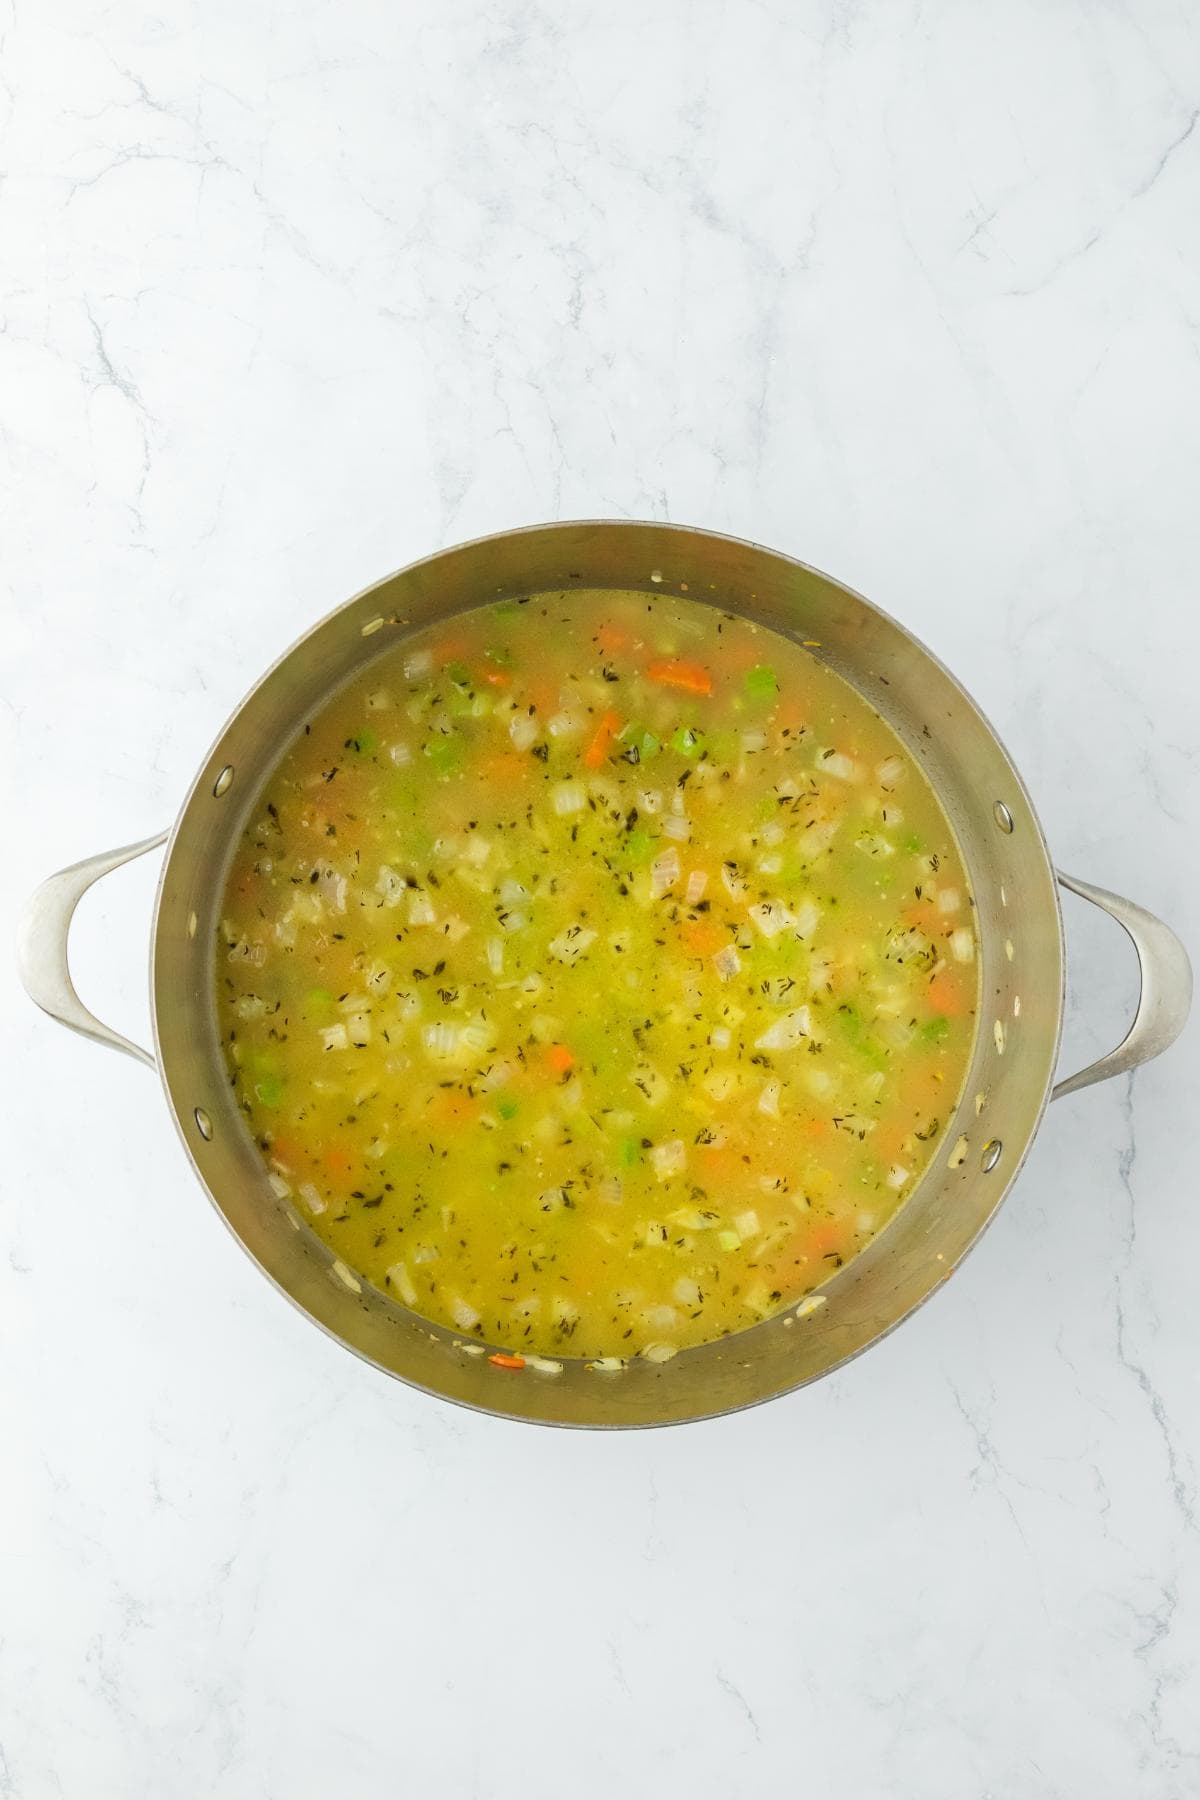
3,4,1198,1795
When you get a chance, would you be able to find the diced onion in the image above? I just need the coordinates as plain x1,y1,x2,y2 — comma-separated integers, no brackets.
755,1007,811,1051
650,847,680,896
887,1164,910,1190
485,937,505,975
710,1024,731,1049
642,1343,677,1363
758,1079,782,1118
366,688,392,710
741,729,767,752
548,926,597,963
951,928,975,962
388,742,412,766
820,751,862,782
388,1262,418,1305
346,1011,372,1046
407,889,437,926
638,788,663,814
499,878,530,905
734,1209,760,1238
267,1172,292,1199
721,863,747,901
422,1021,460,1059
937,887,961,914
685,869,708,904
299,1182,326,1215
552,781,587,815
547,710,583,737
509,713,538,751
748,900,793,939
649,1139,686,1179
711,945,741,981
404,648,432,679
450,1297,480,1330
661,812,691,841
876,755,904,788
320,1023,348,1051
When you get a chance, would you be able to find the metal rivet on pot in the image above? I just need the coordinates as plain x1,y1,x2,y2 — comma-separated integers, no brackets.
993,800,1014,833
981,1138,1002,1172
194,1106,213,1140
213,765,234,798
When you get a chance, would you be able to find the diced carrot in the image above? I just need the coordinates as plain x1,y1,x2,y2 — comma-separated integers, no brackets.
926,972,965,1016
325,1146,353,1179
802,1115,830,1139
432,635,468,664
683,917,724,958
546,1043,574,1075
481,667,511,688
488,1352,526,1370
805,1218,844,1257
583,709,621,769
480,753,531,784
647,658,713,696
595,622,629,654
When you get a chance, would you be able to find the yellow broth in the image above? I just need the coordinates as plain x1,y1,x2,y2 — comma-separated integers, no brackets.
216,590,978,1363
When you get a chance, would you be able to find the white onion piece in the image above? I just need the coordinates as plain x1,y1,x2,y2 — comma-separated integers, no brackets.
755,1007,811,1051
793,896,821,940
404,648,432,679
299,1182,326,1215
820,751,863,782
450,1297,479,1331
685,869,708,904
650,847,680,896
548,926,597,963
877,755,904,788
748,900,794,939
509,713,538,751
661,812,691,841
407,890,437,926
758,1079,782,1119
388,741,412,766
547,710,583,737
388,1262,418,1305
485,936,505,975
499,878,530,905
552,781,586,815
320,1023,348,1051
721,863,747,901
650,1139,686,1179
422,1021,460,1059
711,945,741,981
710,1024,732,1049
951,928,975,962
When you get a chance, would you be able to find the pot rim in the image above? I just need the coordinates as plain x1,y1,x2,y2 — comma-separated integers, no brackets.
147,519,1066,1425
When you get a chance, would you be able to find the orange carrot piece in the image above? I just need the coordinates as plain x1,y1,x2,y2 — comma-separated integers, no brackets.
647,657,714,696
488,1353,526,1370
595,621,628,654
926,973,965,1016
583,709,622,769
546,1043,574,1075
481,667,511,688
683,918,724,958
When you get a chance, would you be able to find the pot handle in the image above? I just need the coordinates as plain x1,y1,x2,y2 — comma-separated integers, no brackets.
16,832,169,1069
1051,870,1192,1101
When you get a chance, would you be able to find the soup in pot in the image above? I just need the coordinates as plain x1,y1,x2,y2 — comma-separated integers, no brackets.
216,589,978,1365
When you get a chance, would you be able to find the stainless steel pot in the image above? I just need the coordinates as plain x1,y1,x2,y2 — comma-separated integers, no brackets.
17,523,1193,1426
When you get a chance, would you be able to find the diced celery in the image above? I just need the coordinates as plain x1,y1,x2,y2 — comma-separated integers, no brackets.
744,665,778,701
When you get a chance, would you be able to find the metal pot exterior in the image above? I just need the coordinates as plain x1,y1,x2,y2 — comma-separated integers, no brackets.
148,522,1068,1424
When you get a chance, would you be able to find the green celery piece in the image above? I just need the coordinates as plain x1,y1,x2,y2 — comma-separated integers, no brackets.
424,735,463,776
744,665,778,701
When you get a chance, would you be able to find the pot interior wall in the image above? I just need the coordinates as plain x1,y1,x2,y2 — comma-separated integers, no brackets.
152,523,1064,1425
